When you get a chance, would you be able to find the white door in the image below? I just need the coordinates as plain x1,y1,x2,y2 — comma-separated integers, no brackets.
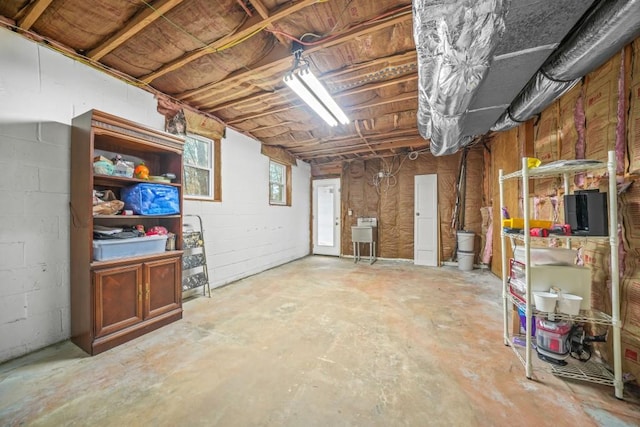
414,174,438,266
313,178,341,256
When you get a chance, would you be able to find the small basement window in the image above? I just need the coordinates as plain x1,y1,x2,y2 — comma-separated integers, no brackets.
269,160,291,206
184,134,221,201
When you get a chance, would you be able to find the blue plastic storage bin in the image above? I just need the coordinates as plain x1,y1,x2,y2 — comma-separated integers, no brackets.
121,183,180,215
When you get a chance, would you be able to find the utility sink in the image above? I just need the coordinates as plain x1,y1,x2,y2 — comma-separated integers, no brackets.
351,226,375,243
352,218,377,264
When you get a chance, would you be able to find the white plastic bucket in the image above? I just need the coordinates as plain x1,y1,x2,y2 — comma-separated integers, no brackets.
533,291,558,313
558,293,583,316
457,231,475,252
457,250,474,271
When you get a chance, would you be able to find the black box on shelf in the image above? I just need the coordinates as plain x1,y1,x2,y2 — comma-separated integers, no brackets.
564,190,608,236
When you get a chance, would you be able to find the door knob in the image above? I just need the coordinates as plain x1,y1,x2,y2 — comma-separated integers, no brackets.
416,212,420,216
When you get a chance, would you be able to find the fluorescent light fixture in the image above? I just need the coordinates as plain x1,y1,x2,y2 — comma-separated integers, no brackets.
283,67,350,127
297,68,350,125
284,73,338,126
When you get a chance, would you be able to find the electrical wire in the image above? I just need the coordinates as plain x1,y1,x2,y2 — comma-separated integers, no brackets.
369,151,415,194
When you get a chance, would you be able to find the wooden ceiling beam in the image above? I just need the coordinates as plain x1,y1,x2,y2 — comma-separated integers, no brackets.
208,70,417,116
17,0,53,30
349,92,416,112
180,43,292,101
177,7,413,101
191,50,416,107
269,127,420,151
252,118,420,149
236,0,253,16
291,135,426,155
247,121,295,132
312,148,418,166
248,0,270,18
88,0,185,60
258,126,418,148
213,73,417,129
140,0,317,84
189,50,415,109
295,139,427,159
324,51,416,82
248,0,288,45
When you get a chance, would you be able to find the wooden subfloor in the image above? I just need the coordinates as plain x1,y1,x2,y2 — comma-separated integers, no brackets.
1,256,639,426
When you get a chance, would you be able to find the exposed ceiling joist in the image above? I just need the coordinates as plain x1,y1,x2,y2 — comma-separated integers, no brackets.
177,7,413,102
280,127,420,151
227,92,418,138
178,43,291,102
184,48,416,109
87,0,185,60
295,138,427,159
310,148,412,170
326,50,417,82
17,0,53,30
248,0,269,18
204,63,417,116
221,73,417,125
141,0,318,83
247,0,288,45
1,0,596,169
349,92,416,112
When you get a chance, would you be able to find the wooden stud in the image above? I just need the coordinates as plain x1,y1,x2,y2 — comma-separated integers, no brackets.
17,0,53,30
140,0,318,83
176,10,412,100
88,0,185,60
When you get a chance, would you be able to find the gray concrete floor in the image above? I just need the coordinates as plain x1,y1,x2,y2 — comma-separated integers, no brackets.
1,256,639,426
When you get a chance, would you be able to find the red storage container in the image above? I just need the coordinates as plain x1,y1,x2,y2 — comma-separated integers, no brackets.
536,318,572,355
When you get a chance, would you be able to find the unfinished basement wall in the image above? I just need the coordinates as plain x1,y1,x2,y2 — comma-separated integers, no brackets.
341,147,483,263
487,40,640,381
184,128,310,287
0,28,164,363
0,28,311,363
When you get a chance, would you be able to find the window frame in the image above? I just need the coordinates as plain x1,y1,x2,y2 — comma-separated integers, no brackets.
183,133,221,202
269,160,291,206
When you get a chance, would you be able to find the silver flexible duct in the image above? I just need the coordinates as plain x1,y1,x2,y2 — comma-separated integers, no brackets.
413,0,508,155
492,0,640,131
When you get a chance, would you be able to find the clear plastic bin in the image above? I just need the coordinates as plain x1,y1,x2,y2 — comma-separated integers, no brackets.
93,235,168,261
514,246,577,265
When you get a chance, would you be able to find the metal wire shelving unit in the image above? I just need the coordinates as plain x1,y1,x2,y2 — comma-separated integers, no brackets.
499,150,622,399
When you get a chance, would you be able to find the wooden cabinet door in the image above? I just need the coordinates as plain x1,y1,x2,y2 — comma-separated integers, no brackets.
93,264,143,338
143,257,181,319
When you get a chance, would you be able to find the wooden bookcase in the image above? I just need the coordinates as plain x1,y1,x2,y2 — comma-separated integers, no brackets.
70,110,184,355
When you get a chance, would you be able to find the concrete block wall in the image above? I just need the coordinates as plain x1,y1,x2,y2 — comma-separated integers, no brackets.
185,129,311,288
0,122,72,361
0,28,311,362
